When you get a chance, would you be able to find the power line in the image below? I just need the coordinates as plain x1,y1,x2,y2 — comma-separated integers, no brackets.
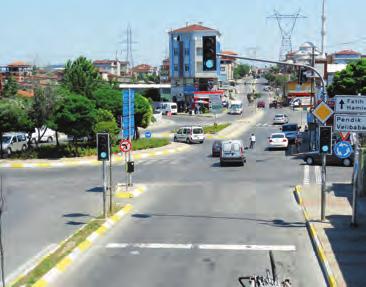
267,10,307,61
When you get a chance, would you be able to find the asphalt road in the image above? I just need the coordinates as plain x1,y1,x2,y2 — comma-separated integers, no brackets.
51,97,326,286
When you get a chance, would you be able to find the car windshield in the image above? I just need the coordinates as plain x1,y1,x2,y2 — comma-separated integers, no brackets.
272,134,284,139
231,104,241,109
275,114,284,118
193,128,203,134
171,104,177,109
282,125,297,132
1,136,11,144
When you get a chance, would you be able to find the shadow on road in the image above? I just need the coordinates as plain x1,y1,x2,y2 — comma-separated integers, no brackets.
86,186,103,192
63,212,90,218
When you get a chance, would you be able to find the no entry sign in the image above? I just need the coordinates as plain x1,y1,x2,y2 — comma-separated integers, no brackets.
119,139,132,153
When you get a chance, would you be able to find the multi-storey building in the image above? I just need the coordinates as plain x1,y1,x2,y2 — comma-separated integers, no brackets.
168,23,221,110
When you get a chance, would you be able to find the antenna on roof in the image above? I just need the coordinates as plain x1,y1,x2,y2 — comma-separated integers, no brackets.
198,21,203,25
186,21,189,27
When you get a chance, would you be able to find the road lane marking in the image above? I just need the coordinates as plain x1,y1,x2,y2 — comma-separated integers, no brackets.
315,166,321,185
303,165,310,185
105,243,295,251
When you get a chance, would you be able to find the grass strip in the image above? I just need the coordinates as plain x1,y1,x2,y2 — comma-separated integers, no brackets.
203,123,231,134
12,218,104,286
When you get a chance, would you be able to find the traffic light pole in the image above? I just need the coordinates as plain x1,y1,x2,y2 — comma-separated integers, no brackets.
102,160,107,218
321,152,327,221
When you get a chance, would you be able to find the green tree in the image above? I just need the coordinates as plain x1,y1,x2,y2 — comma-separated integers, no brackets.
0,99,29,157
94,120,119,144
234,64,250,79
134,94,153,139
63,56,100,99
54,93,97,153
1,76,19,98
92,84,121,117
327,59,366,97
29,86,58,146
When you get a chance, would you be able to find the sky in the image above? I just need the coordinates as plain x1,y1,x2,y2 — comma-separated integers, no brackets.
1,0,365,67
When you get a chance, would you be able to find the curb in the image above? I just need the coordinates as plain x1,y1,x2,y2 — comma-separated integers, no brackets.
115,184,146,198
28,204,133,287
294,185,337,287
0,145,189,169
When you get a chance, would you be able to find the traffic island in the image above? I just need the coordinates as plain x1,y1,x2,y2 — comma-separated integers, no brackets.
10,204,133,287
295,183,366,287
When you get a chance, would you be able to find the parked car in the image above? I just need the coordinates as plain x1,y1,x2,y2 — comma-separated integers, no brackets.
302,151,353,167
160,102,178,115
67,135,94,143
269,100,282,109
173,126,205,144
273,114,289,125
268,133,288,150
1,132,28,155
212,140,222,157
281,123,299,143
257,100,265,108
220,140,246,166
30,127,56,143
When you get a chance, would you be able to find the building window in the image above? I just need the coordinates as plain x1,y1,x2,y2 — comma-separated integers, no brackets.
196,62,202,72
196,47,203,56
184,48,189,56
221,66,226,72
173,48,178,56
174,64,178,71
184,64,189,72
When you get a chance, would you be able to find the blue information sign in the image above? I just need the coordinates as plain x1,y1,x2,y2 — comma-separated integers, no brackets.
333,141,353,159
144,131,152,138
122,89,135,139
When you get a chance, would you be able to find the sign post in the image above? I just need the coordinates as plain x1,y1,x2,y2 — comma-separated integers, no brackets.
333,95,366,226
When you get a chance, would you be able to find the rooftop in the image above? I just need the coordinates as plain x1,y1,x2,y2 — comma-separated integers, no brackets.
334,49,361,55
8,61,31,67
171,24,217,33
17,90,34,97
93,60,128,65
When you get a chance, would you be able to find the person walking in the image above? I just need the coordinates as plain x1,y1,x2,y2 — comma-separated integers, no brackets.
249,133,256,149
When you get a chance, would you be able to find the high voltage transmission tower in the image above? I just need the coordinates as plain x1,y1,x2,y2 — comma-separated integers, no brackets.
267,10,307,61
121,24,137,73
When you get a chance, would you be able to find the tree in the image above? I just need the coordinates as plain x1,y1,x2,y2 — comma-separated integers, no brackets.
1,76,18,98
29,85,58,146
63,56,101,99
134,94,153,139
327,59,366,97
54,93,97,152
92,84,122,117
234,64,250,79
0,99,29,157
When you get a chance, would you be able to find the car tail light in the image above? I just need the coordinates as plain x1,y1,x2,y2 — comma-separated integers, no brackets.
283,139,287,142
269,139,273,143
240,147,244,156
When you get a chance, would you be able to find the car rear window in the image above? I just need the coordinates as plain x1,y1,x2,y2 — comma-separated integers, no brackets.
223,143,231,152
232,143,240,151
272,134,284,139
193,128,203,134
171,104,177,109
282,124,297,132
275,115,284,118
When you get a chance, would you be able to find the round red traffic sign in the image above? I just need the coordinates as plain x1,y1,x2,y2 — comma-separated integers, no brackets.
119,139,132,152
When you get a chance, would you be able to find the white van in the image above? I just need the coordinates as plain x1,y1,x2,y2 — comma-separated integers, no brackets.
228,100,243,115
173,126,205,144
160,102,178,115
31,127,56,143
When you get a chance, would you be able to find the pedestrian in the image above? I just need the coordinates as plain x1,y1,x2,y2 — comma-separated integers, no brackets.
249,133,256,149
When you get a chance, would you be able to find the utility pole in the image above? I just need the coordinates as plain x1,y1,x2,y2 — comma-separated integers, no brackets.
321,0,327,57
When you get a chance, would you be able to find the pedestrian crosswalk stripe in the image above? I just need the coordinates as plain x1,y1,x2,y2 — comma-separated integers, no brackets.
303,165,310,185
315,166,321,185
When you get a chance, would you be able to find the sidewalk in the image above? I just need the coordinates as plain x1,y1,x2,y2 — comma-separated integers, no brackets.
0,142,190,169
301,183,366,287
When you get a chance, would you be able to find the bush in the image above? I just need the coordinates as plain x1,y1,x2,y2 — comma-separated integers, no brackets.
203,123,231,134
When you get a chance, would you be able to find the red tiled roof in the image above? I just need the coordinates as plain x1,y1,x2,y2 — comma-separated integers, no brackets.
171,24,216,33
132,64,154,72
335,49,361,55
17,90,34,97
221,50,238,55
8,61,31,67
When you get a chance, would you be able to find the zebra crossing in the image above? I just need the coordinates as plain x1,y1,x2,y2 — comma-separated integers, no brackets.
135,158,182,167
255,122,278,128
303,165,322,185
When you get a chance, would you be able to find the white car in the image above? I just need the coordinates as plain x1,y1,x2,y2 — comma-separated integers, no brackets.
31,127,56,143
173,126,205,144
268,133,288,149
1,133,28,155
273,114,288,124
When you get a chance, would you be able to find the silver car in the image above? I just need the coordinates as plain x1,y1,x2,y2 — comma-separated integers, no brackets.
220,140,246,166
1,133,28,155
273,114,288,125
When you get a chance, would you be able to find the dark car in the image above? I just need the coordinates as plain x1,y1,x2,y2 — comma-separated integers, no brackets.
303,151,353,167
281,123,299,143
212,140,222,157
257,100,265,108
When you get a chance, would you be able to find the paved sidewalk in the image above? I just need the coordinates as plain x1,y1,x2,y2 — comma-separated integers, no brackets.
302,182,366,287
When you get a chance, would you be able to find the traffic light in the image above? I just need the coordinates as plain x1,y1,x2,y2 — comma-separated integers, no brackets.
97,133,110,161
126,161,134,173
202,36,216,71
319,126,332,154
298,68,308,85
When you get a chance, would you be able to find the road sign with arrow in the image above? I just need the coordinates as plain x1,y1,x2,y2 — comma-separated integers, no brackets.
335,95,366,113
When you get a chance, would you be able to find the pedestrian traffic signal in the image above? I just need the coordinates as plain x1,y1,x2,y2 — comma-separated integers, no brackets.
319,126,332,154
97,133,110,161
202,36,216,71
126,161,134,173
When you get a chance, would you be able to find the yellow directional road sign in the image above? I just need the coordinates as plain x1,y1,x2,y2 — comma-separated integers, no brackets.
312,101,334,123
